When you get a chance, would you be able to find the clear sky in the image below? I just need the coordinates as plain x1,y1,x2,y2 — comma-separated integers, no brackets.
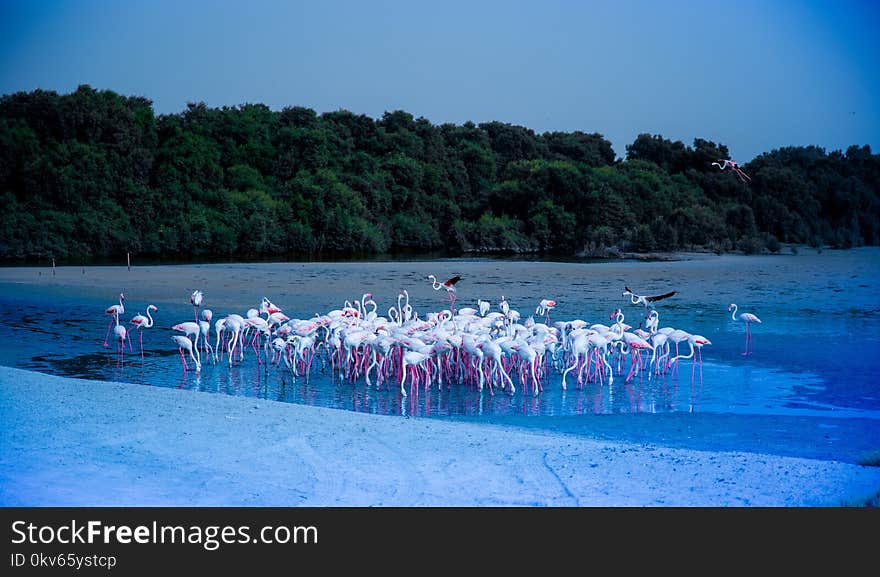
1,0,877,161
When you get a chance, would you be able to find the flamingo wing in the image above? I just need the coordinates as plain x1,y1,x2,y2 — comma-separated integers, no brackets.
445,275,462,287
646,291,676,302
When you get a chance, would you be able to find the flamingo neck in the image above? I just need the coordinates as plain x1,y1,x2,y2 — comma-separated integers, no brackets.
730,305,738,321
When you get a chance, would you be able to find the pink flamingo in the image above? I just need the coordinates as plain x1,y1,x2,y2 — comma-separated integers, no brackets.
669,334,711,381
261,297,282,315
172,335,201,374
400,350,430,397
536,299,557,323
428,274,460,312
665,329,692,374
729,303,761,355
129,304,157,359
622,331,653,383
711,159,751,183
103,292,125,347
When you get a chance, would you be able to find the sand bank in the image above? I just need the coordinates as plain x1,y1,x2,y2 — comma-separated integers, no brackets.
1,366,878,506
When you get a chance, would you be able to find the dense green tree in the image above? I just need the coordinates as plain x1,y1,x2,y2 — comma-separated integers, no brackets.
0,86,877,262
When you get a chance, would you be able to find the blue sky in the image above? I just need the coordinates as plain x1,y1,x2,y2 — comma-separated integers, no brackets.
1,0,877,161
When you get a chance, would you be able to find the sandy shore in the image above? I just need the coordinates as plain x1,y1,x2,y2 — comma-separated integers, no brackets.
2,248,876,317
1,366,878,506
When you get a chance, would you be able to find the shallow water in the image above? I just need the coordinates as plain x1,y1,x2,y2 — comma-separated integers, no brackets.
1,249,878,462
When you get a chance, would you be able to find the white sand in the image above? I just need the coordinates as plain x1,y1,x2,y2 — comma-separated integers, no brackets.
1,366,878,507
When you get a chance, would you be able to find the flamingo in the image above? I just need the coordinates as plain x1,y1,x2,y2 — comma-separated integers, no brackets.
711,159,751,183
535,299,557,323
665,329,692,374
729,303,761,355
669,334,711,381
112,314,131,363
428,274,460,312
172,321,201,365
199,309,213,359
129,304,157,359
172,335,201,373
478,299,490,317
622,286,676,310
622,331,653,382
400,350,430,396
261,297,283,315
103,292,125,347
190,290,203,322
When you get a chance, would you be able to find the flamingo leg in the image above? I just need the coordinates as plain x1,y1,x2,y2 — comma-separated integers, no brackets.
749,324,755,354
103,317,114,347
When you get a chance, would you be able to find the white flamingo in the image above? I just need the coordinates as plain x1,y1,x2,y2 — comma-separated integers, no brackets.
129,304,157,359
103,292,125,347
172,334,201,373
729,303,761,355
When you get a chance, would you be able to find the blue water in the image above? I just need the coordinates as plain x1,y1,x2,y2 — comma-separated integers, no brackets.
1,249,878,463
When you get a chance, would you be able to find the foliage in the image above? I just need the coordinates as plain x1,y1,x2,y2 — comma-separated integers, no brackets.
1,86,878,261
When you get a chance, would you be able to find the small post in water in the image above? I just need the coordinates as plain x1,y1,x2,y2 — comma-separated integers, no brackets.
127,252,131,272
52,258,56,276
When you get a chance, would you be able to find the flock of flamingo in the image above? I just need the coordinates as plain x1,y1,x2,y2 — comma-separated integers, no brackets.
101,276,762,397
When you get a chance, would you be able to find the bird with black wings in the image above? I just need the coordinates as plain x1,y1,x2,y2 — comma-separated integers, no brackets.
428,274,461,312
623,286,676,309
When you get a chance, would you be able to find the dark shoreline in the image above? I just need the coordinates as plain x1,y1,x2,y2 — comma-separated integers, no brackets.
0,243,830,268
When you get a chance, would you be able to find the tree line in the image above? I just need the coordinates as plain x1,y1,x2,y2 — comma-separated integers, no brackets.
1,85,877,262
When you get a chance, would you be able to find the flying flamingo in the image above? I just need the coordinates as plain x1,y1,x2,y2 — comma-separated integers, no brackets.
129,304,157,359
103,292,125,347
190,290,203,322
622,286,676,310
729,303,761,355
428,274,460,312
172,335,201,374
711,159,751,183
